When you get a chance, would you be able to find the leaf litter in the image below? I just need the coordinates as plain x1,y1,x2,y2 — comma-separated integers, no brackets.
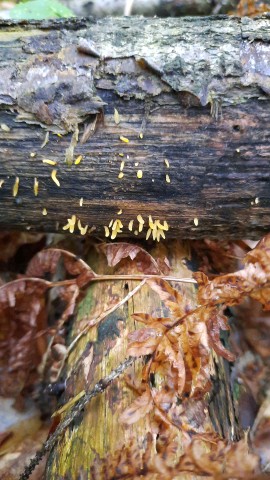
0,235,270,478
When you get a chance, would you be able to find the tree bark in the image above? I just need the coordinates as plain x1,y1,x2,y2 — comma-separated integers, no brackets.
0,16,270,239
45,241,240,479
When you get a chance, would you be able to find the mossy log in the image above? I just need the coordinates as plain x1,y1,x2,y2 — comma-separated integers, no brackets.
45,241,240,479
0,16,270,239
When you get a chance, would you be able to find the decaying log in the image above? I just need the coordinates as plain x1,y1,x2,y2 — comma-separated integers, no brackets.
45,241,240,479
0,16,270,239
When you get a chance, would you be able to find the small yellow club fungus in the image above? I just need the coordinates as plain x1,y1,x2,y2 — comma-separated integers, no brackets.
13,177,19,197
114,108,120,125
164,159,170,168
33,177,39,196
118,172,124,179
128,220,134,232
109,219,113,228
134,230,138,236
146,217,169,241
41,131,49,149
78,219,88,235
0,179,4,188
75,155,82,165
111,219,123,239
194,217,199,227
139,132,143,139
51,169,60,187
104,226,110,237
135,162,139,167
42,208,47,216
1,123,10,132
137,170,143,179
30,152,36,158
166,174,171,183
119,153,124,157
255,197,259,204
117,209,122,215
63,215,76,233
43,159,57,166
119,135,129,143
79,197,84,207
120,161,125,171
137,214,145,232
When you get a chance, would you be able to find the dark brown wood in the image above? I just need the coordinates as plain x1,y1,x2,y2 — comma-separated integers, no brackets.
0,16,270,239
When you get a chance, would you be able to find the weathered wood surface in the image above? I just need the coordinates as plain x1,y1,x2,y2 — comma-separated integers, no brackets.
45,241,239,479
0,16,270,239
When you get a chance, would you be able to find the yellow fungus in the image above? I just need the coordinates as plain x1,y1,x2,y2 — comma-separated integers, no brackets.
137,170,143,179
138,222,144,233
146,228,151,240
134,230,138,236
1,123,10,132
128,220,134,231
118,172,124,179
78,219,88,235
41,131,49,148
164,159,170,168
30,152,36,158
119,153,124,157
255,197,259,204
34,177,39,196
117,209,122,215
79,197,84,207
114,108,120,124
51,169,60,187
137,214,144,224
104,226,110,237
57,133,62,138
13,177,19,197
42,208,47,216
194,217,199,226
109,219,113,228
74,155,83,165
166,174,171,183
120,161,125,171
0,179,4,188
139,132,143,139
63,215,76,233
119,136,129,143
135,162,139,167
43,159,57,166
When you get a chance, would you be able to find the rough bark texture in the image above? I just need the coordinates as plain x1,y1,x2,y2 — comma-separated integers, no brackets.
0,16,270,239
45,241,240,479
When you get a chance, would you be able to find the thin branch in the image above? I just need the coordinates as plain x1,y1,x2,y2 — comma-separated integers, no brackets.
19,357,135,480
53,275,197,288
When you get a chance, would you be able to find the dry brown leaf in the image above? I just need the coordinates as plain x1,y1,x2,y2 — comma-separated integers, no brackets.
120,388,153,425
26,248,96,286
127,323,167,357
98,242,162,274
195,234,270,309
205,308,236,362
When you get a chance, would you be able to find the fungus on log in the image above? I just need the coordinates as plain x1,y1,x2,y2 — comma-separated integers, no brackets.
0,16,270,239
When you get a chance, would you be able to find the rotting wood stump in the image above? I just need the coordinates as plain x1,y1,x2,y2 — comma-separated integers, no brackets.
45,241,240,479
0,16,270,239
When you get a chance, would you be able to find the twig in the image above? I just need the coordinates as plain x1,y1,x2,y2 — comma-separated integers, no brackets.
19,357,135,480
53,275,197,288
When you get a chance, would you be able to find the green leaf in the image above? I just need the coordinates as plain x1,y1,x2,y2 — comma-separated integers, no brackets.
10,0,75,20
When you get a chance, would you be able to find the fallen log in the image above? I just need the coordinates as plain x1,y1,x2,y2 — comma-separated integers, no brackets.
0,15,270,239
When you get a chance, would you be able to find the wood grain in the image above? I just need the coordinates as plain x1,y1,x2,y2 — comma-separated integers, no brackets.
0,16,270,238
